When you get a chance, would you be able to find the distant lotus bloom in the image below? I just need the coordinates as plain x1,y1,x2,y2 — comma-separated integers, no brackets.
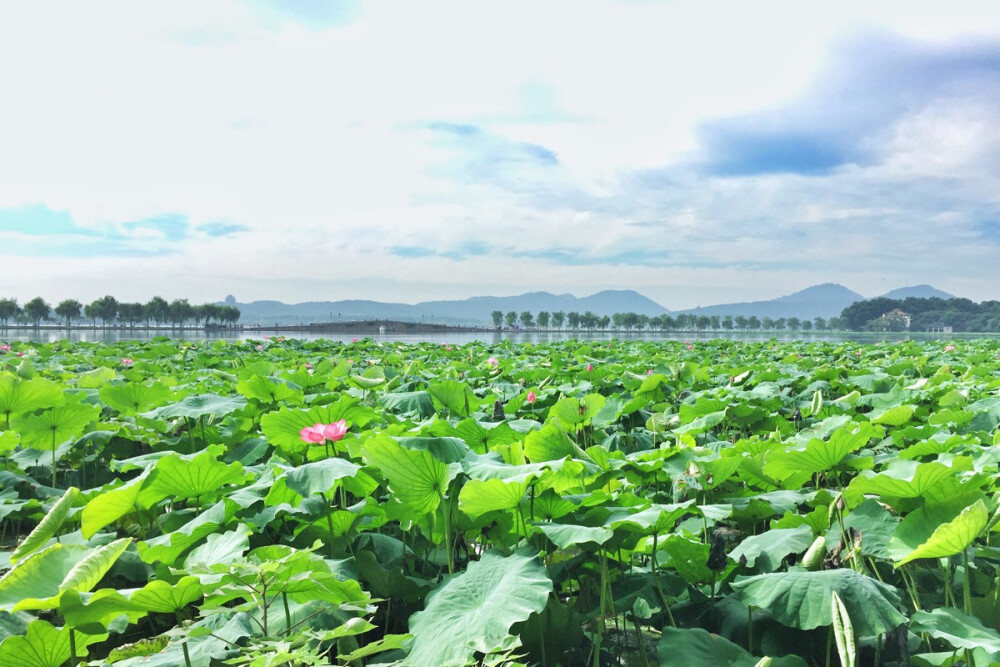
446,346,453,351
855,350,862,356
352,337,359,343
526,390,537,404
686,344,693,350
304,362,312,368
0,344,9,353
586,363,593,372
256,344,264,351
16,352,23,357
121,357,134,366
647,369,653,375
263,335,270,340
944,344,956,352
487,357,499,367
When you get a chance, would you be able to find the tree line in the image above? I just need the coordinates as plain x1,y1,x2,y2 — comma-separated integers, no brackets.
0,296,241,328
840,296,1000,332
490,310,848,331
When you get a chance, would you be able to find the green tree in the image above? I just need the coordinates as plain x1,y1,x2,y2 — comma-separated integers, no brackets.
580,311,598,329
519,311,534,328
146,296,170,325
0,298,21,326
709,315,720,330
169,299,194,327
787,317,801,331
775,317,787,331
813,316,827,331
504,311,517,328
801,319,812,331
567,311,580,329
722,315,733,330
88,295,119,326
551,311,565,329
491,310,503,328
747,315,761,330
118,302,145,327
599,315,611,330
762,317,775,330
54,299,82,327
536,311,550,328
734,315,747,330
24,297,51,326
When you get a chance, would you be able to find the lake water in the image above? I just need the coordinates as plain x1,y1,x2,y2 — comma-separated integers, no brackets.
0,327,967,345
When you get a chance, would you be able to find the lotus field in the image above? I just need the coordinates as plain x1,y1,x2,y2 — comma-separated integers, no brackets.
4,337,1000,666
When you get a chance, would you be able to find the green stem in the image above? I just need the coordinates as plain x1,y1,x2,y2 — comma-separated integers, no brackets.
441,493,454,575
747,605,753,655
69,628,78,667
324,492,337,558
182,641,193,667
963,548,973,616
649,532,676,627
282,592,292,637
51,430,57,488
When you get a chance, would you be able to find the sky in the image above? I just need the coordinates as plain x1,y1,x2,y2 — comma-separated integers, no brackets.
1,1,999,310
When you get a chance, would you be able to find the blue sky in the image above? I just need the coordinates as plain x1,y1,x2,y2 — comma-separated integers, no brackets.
1,1,999,308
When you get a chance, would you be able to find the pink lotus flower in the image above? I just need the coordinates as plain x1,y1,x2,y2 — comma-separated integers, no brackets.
0,344,9,353
526,390,537,404
855,350,862,356
263,335,270,339
445,346,453,351
487,357,499,367
586,363,593,372
352,337,358,343
944,344,956,352
686,344,693,350
299,419,349,444
121,357,134,366
647,369,653,375
16,352,23,357
256,344,264,351
304,362,312,368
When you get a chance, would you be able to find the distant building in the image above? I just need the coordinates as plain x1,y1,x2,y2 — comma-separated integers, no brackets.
927,322,953,333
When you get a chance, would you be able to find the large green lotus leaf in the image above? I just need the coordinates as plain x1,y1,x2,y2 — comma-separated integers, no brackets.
0,545,90,611
279,458,361,498
910,607,1000,653
891,499,988,567
0,619,99,667
130,576,203,613
551,394,605,429
461,451,556,483
661,535,714,583
604,501,695,536
842,499,899,560
657,627,808,667
428,379,480,418
98,382,173,416
0,429,17,453
136,499,239,565
259,397,376,458
76,366,116,389
380,391,436,419
404,547,552,666
0,376,63,423
183,527,250,570
765,421,880,481
453,419,520,453
729,525,815,572
81,470,150,539
11,487,79,564
361,435,456,516
732,569,906,637
869,404,916,426
236,374,303,405
524,422,588,463
57,588,147,629
395,436,470,463
458,478,529,517
137,449,249,506
59,537,131,594
280,571,368,605
11,403,100,449
844,460,957,509
143,393,246,421
535,522,614,549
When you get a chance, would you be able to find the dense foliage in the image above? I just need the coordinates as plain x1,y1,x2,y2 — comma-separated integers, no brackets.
1,337,1000,666
0,297,240,328
841,297,1000,333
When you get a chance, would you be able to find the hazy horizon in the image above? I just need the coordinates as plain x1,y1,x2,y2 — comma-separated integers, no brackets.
2,1,999,309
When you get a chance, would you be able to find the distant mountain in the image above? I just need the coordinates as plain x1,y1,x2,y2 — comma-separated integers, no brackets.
226,290,669,326
879,284,954,300
675,283,864,320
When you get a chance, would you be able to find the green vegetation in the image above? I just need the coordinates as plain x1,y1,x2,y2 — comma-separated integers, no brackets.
841,297,1000,332
0,296,241,328
491,310,846,331
1,337,1000,665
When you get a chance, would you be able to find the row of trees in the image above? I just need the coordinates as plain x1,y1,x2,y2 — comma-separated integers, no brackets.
841,296,1000,332
0,296,241,328
490,310,848,331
